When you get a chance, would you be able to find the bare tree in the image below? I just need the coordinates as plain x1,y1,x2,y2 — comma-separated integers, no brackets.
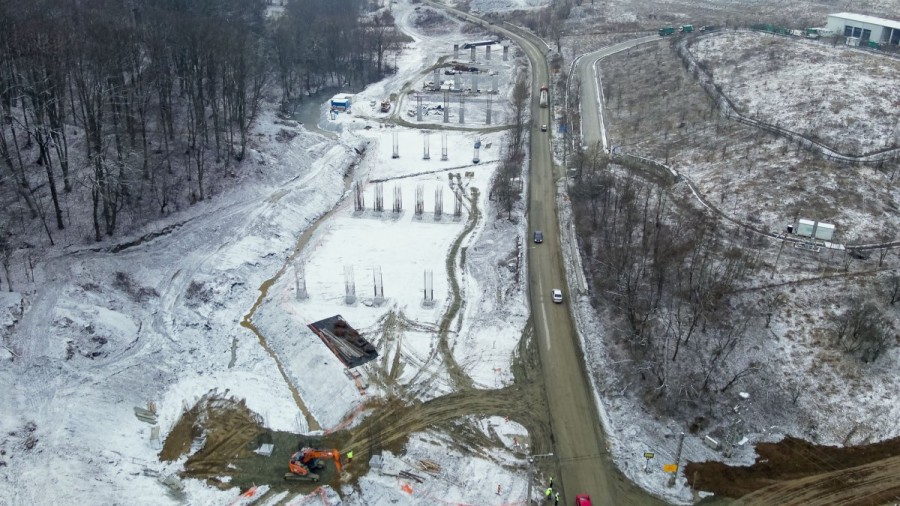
833,299,893,363
511,75,529,157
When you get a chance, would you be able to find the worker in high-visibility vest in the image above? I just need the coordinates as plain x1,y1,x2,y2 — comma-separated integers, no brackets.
554,491,560,505
347,450,354,463
545,487,552,500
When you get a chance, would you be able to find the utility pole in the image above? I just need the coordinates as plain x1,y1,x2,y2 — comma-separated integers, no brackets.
668,432,685,487
771,238,786,279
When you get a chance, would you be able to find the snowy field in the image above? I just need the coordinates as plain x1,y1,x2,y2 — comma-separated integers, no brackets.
0,1,538,504
563,16,900,504
456,0,549,14
691,31,900,155
12,0,900,504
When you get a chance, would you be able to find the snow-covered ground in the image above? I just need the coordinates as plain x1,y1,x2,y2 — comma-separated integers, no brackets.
0,1,539,505
557,17,900,505
691,31,900,155
459,0,549,14
14,0,894,504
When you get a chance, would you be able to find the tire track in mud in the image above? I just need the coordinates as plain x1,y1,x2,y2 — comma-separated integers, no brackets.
689,435,900,504
406,187,481,395
339,380,549,468
365,311,404,397
328,321,553,491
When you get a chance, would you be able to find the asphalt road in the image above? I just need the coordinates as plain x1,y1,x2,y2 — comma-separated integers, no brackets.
422,3,667,503
576,35,661,152
473,24,667,506
519,35,662,506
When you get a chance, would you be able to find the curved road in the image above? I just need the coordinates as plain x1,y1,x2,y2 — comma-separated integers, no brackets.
425,2,663,504
576,36,660,152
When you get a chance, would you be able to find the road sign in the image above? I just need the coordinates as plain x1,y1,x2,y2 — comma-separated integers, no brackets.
663,463,678,473
643,452,654,459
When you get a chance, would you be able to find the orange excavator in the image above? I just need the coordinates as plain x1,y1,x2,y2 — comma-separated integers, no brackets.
284,447,343,482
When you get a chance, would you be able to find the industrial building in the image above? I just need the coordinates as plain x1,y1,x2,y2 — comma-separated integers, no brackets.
825,12,900,46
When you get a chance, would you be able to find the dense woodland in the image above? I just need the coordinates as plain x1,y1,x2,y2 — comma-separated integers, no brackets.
570,164,760,412
0,0,404,245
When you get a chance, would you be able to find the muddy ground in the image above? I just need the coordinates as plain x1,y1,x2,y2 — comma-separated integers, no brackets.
158,321,554,495
688,435,900,504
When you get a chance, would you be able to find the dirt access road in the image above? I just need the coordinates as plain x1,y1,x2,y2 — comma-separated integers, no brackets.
425,2,663,504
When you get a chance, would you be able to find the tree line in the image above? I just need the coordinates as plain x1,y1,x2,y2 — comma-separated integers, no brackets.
570,159,762,415
0,0,404,244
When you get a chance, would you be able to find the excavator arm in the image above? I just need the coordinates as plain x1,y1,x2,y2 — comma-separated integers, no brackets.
285,448,342,482
301,448,343,476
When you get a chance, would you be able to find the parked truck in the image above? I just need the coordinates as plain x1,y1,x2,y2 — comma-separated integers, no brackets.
658,27,676,36
539,85,548,108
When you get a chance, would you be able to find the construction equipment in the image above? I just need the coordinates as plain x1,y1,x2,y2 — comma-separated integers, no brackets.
658,27,676,36
284,447,343,482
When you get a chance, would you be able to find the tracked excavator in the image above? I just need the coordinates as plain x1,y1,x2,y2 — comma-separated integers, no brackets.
284,447,343,482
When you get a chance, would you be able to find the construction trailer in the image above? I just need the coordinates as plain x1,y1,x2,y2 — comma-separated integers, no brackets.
814,222,835,241
330,93,353,111
795,219,836,241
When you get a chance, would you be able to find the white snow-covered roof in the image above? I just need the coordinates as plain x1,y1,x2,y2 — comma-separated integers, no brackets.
828,12,900,30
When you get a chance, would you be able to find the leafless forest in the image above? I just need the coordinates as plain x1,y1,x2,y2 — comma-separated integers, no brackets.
567,31,900,437
0,0,405,246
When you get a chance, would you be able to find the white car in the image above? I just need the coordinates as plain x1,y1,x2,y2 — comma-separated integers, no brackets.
541,124,548,132
551,289,563,303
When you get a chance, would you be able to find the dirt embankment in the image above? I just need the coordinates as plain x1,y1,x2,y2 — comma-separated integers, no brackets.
687,435,900,505
160,395,264,484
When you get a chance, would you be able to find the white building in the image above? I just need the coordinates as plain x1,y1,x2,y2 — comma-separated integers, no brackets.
825,12,900,46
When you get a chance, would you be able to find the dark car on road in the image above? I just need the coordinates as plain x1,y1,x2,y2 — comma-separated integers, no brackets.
534,231,543,243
